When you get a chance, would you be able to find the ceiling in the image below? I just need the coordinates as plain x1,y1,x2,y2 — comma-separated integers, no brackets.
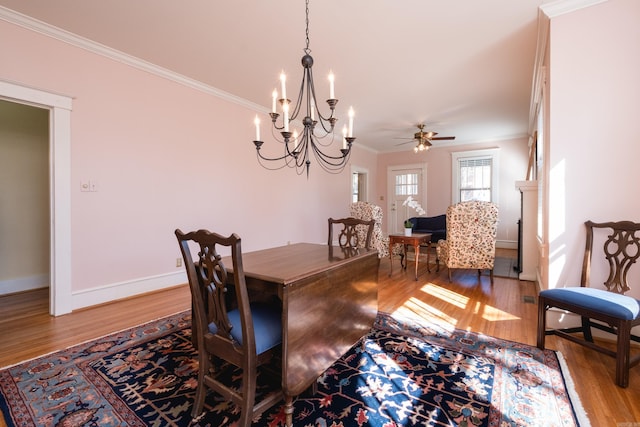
0,0,551,153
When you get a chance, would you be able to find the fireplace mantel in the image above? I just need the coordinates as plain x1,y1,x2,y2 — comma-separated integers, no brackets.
516,180,538,281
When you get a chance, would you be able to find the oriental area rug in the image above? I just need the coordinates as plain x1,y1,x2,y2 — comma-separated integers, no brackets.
0,311,590,427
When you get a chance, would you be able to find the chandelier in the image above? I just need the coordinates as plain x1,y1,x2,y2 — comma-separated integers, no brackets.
252,0,355,177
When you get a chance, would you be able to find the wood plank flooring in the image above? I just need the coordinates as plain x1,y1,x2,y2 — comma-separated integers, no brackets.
1,249,638,426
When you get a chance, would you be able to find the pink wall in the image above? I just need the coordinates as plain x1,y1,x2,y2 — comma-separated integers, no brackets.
0,18,377,304
376,138,529,244
546,0,640,301
0,9,535,308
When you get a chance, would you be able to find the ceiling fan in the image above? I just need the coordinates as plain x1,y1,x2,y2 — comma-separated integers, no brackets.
396,124,456,153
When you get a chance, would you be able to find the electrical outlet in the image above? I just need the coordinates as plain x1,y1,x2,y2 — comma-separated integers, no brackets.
80,180,98,192
176,258,182,267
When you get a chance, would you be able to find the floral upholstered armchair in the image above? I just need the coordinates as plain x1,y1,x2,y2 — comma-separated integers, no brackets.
436,200,499,283
350,201,404,260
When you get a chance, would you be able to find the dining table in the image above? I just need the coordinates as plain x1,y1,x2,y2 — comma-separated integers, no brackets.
229,242,380,427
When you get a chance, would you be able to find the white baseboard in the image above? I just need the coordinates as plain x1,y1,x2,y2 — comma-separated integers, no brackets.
496,240,517,250
71,271,187,311
0,274,49,295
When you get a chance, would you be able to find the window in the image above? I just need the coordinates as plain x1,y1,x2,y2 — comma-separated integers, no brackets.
395,172,420,198
452,149,499,203
459,158,491,201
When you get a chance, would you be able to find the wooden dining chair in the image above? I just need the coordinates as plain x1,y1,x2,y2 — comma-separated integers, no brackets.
328,217,374,251
537,220,640,388
175,229,283,425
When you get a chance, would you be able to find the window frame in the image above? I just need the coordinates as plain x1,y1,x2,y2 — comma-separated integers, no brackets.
451,148,500,203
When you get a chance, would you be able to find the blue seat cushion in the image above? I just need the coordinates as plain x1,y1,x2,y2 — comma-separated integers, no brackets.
208,303,282,354
541,287,640,321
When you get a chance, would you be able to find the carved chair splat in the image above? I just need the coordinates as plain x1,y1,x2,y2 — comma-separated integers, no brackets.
328,217,374,251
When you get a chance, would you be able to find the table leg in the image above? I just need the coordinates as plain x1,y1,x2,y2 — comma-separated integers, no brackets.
284,395,294,426
402,244,408,269
388,241,393,277
414,244,420,280
426,242,431,273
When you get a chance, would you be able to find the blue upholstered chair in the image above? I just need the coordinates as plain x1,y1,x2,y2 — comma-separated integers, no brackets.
175,229,283,425
537,220,640,388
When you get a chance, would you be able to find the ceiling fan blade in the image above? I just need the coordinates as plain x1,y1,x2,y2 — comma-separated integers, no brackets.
395,140,416,146
431,136,456,141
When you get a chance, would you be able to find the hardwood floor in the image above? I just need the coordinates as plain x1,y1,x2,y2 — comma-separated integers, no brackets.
1,249,638,426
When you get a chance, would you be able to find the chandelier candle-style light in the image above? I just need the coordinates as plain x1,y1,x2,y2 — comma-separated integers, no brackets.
252,0,356,177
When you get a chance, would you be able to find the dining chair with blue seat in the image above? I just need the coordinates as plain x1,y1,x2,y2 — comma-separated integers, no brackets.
537,220,640,388
175,229,283,425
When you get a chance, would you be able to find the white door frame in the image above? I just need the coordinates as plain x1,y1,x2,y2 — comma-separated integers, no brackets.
350,164,369,203
0,79,73,316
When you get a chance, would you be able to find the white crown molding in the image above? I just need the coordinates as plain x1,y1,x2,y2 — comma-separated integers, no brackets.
0,6,267,113
540,0,608,18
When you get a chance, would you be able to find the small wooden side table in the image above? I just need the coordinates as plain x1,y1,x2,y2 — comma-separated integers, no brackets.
388,233,432,281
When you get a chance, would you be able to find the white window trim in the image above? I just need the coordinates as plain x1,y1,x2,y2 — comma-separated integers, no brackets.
451,148,500,203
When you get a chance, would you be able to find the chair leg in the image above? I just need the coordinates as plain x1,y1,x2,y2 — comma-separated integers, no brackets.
238,367,258,427
489,268,494,285
536,298,547,350
616,321,632,388
191,354,210,417
581,316,594,342
447,268,452,282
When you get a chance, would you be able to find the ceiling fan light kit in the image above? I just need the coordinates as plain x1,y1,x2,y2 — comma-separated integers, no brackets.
252,0,355,177
414,142,430,153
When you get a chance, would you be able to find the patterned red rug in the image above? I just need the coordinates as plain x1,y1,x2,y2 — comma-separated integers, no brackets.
0,311,590,426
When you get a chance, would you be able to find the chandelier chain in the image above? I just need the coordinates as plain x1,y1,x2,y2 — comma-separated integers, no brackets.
304,0,311,55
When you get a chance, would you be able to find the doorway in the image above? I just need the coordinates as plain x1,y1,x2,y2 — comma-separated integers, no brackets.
351,165,368,203
0,100,49,297
0,79,73,316
387,164,427,234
